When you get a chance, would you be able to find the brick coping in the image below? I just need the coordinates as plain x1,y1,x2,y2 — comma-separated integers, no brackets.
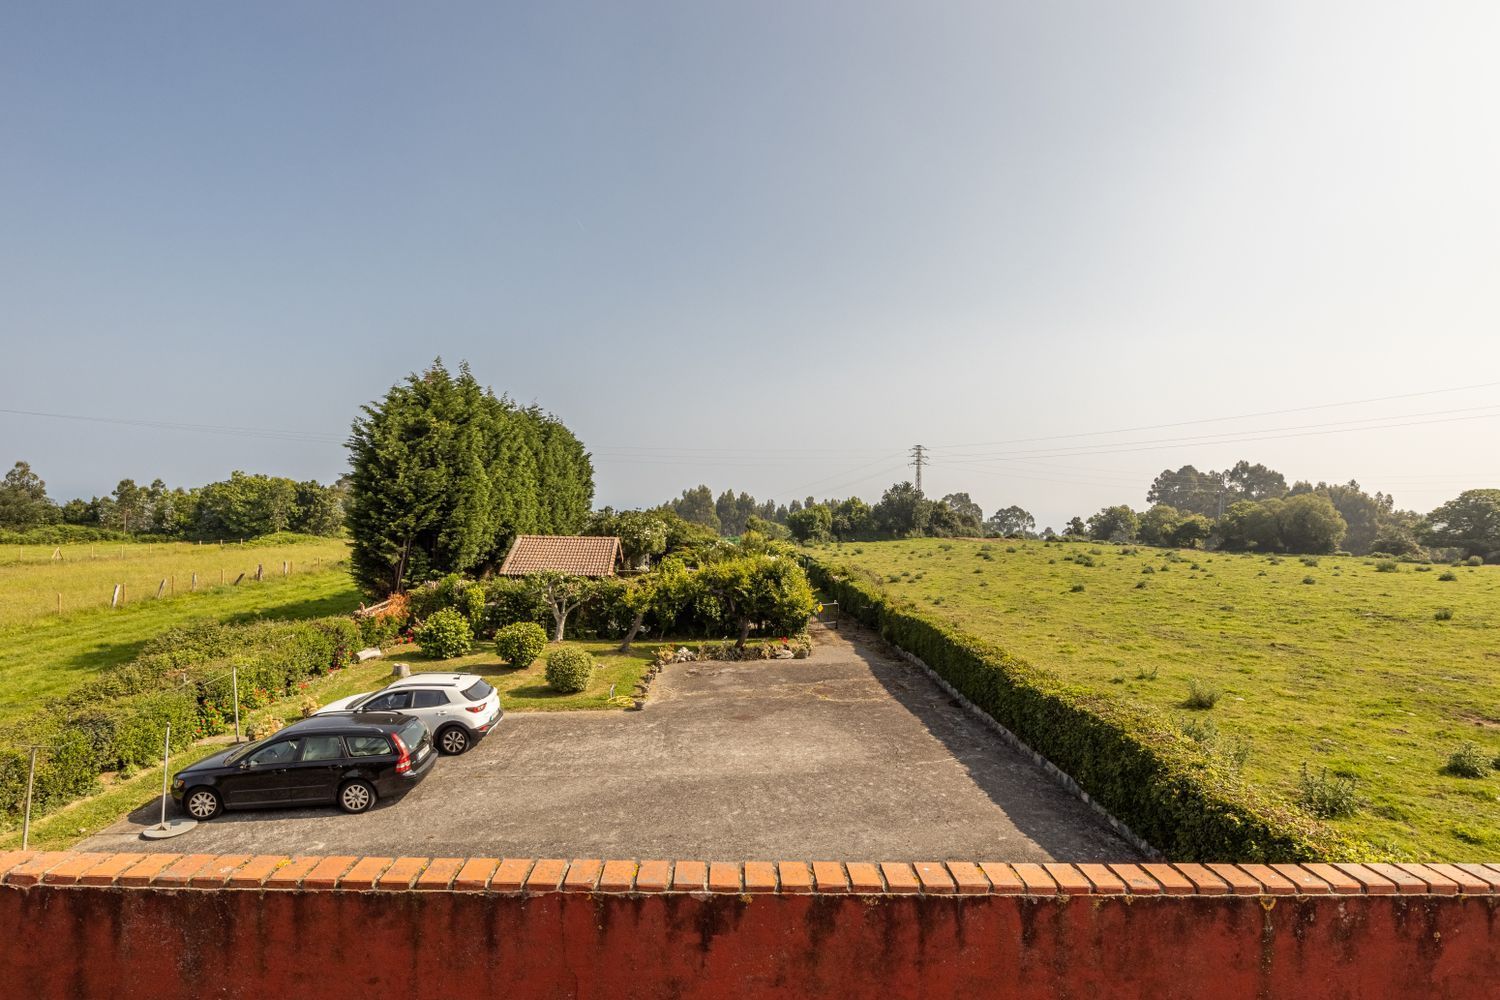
1,852,1497,897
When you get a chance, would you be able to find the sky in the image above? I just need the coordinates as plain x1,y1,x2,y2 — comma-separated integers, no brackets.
2,1,1498,530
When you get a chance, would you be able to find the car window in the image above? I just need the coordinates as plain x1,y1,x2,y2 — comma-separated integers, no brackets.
247,739,299,767
299,736,345,762
346,735,392,757
462,680,493,701
411,689,448,709
398,719,428,752
363,691,412,712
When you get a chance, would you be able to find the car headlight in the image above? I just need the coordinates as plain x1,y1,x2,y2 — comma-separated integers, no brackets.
171,777,185,789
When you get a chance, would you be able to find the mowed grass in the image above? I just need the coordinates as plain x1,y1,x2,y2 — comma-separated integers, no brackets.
816,538,1500,859
0,563,361,725
0,534,353,626
398,637,652,711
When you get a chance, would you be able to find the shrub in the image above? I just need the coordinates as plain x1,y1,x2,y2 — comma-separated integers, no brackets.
1297,764,1360,819
1445,741,1490,778
544,647,595,693
246,716,287,741
1434,607,1453,621
1069,583,1085,593
1374,560,1399,573
1302,576,1316,585
1439,571,1458,582
1466,555,1484,567
1182,679,1221,710
495,622,547,667
414,608,473,659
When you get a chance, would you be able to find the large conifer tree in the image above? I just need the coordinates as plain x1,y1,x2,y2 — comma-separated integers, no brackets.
346,360,593,594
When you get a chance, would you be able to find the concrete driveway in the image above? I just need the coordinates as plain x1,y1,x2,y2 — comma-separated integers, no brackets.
81,625,1137,861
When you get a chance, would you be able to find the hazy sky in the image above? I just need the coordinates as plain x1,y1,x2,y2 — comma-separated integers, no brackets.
3,2,1497,529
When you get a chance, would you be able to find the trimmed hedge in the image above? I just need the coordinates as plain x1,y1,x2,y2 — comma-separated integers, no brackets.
0,614,367,825
414,608,473,659
495,622,547,667
803,556,1368,862
544,647,595,693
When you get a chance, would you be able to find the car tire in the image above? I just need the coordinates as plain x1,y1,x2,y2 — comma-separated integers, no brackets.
183,787,222,820
437,725,471,756
338,779,377,814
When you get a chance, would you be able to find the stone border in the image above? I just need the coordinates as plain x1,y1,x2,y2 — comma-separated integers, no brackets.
2,851,1496,896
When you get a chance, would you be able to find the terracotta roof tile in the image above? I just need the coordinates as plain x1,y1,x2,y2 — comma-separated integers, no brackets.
498,536,622,577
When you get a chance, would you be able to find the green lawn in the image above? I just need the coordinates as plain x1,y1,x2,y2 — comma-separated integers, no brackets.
811,538,1500,860
396,637,651,711
0,565,362,724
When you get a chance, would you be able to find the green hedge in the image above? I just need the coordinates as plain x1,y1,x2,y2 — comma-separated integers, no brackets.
0,614,366,824
803,557,1368,862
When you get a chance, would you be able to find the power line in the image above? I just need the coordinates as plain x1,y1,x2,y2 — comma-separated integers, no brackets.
0,407,345,445
927,379,1500,451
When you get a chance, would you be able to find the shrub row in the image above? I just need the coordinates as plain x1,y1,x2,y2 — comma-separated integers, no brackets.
802,556,1368,862
0,610,401,824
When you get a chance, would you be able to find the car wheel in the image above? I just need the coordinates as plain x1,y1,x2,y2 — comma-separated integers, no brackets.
437,725,470,756
338,780,377,814
183,787,222,820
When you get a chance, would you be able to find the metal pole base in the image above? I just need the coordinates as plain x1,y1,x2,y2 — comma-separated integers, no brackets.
141,817,198,840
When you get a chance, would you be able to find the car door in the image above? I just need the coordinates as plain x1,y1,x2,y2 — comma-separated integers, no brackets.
223,737,302,806
283,735,348,803
409,688,452,729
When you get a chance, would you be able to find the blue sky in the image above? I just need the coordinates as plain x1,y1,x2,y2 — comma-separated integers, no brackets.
3,2,1498,529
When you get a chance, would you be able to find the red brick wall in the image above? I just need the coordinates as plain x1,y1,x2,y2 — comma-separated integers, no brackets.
2,852,1497,999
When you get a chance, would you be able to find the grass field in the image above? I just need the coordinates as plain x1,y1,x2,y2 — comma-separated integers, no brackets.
812,538,1500,859
0,560,361,724
0,534,353,626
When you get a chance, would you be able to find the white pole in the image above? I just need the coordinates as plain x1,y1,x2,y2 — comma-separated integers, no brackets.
22,748,37,850
159,724,172,828
233,667,241,743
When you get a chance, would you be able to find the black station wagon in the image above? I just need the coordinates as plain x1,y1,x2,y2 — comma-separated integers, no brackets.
171,712,436,819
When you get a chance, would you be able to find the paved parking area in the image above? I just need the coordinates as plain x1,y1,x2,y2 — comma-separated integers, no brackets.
81,625,1137,861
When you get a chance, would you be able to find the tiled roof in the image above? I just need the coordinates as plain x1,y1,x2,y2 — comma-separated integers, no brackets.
498,535,622,577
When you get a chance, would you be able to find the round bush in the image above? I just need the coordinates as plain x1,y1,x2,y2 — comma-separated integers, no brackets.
544,647,595,694
495,621,547,667
415,608,474,659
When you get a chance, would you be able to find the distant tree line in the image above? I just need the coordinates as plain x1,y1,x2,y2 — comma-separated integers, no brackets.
663,460,1500,560
0,460,345,539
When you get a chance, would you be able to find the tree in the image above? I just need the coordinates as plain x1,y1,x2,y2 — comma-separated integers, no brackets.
586,508,668,568
873,482,931,537
1064,517,1087,537
697,554,817,648
0,461,59,529
939,493,983,525
744,515,790,540
346,360,593,594
986,505,1035,537
830,497,874,540
617,560,692,651
1225,461,1288,502
529,571,594,642
1370,522,1422,558
672,485,720,533
1421,489,1500,558
1137,504,1182,547
1146,465,1223,518
1218,499,1284,552
1087,505,1139,543
786,504,833,544
1168,513,1213,549
1289,480,1392,555
1276,494,1346,554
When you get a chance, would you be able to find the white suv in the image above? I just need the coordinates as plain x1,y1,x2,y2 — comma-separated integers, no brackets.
318,673,502,756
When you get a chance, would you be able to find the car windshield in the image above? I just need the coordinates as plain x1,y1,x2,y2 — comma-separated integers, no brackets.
462,679,493,701
224,737,269,764
348,691,380,709
398,719,427,751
